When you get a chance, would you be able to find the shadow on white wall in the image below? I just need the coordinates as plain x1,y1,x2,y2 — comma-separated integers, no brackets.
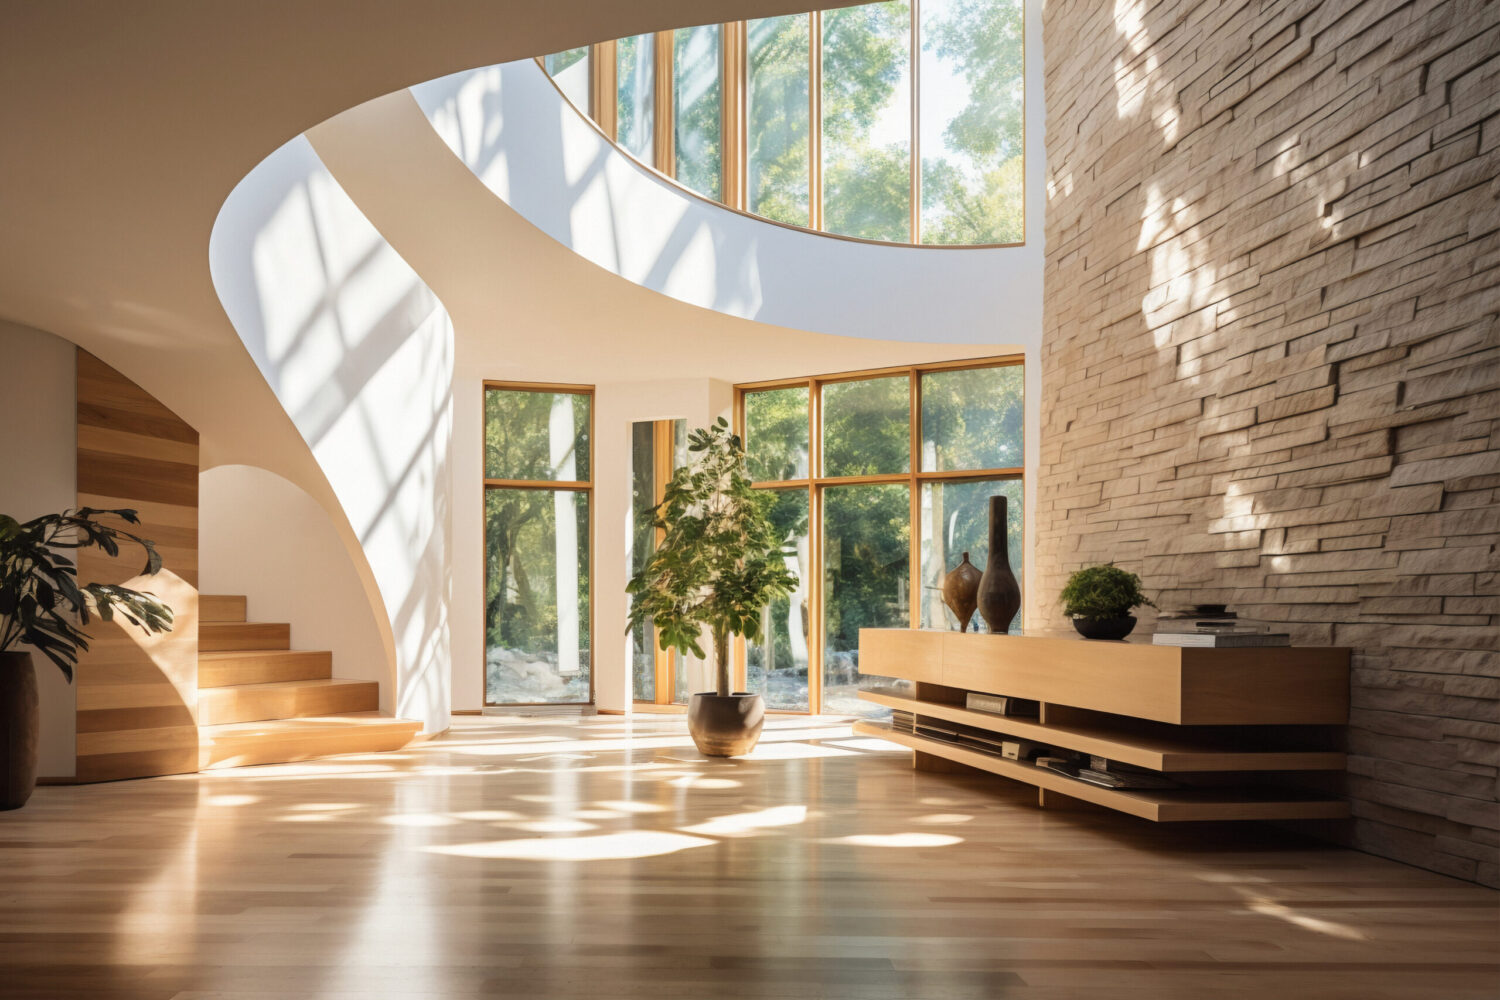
209,136,453,732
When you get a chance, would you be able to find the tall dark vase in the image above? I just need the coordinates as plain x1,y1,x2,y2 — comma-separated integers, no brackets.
0,651,40,811
977,496,1021,634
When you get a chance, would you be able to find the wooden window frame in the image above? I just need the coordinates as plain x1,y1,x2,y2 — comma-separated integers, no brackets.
481,381,597,708
735,354,1024,715
543,2,1026,248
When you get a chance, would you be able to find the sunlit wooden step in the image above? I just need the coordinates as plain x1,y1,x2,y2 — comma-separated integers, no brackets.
200,621,291,652
199,650,333,688
198,678,378,725
200,594,247,622
199,712,422,769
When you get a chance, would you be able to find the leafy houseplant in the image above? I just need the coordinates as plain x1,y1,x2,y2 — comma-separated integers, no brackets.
626,419,796,755
1059,563,1155,640
1,508,175,808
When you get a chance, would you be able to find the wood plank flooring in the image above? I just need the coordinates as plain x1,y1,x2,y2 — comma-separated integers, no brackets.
2,715,1496,999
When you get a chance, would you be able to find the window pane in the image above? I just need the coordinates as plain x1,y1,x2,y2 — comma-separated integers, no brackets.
544,47,590,112
748,14,811,226
822,1,911,242
674,24,722,200
920,0,1024,244
920,365,1023,471
746,489,811,711
617,33,655,160
919,478,1021,632
630,422,656,701
821,376,910,477
485,488,591,704
823,483,909,716
485,389,589,482
745,386,809,482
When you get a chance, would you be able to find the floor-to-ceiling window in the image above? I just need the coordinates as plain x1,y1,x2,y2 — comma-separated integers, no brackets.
739,357,1023,715
540,0,1024,246
630,418,699,706
483,384,594,706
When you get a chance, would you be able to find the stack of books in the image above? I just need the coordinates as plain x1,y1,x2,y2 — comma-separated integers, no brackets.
1034,753,1179,790
1153,603,1289,647
965,692,1041,717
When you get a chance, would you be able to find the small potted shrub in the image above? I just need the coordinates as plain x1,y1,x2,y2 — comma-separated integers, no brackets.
1,508,174,808
626,419,796,756
1059,563,1155,640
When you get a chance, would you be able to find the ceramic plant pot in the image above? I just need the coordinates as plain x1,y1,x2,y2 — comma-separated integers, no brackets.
1072,615,1137,640
687,692,765,757
941,552,983,632
976,496,1021,633
0,651,40,810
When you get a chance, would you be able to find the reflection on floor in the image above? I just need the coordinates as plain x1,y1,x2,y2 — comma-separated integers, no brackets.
3,714,1497,999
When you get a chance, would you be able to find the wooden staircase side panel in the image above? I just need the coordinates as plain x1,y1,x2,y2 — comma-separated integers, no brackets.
74,349,200,783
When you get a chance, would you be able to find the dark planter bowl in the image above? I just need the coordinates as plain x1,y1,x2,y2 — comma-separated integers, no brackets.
1072,615,1137,640
687,692,765,757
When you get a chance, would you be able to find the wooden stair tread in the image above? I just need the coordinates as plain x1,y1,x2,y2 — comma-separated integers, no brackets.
201,712,421,737
197,677,379,726
200,649,323,661
202,677,373,692
854,721,1348,823
199,650,333,688
200,595,247,622
859,688,1346,772
199,713,422,769
200,621,290,652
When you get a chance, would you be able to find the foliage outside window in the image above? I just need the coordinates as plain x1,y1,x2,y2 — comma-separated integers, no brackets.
542,0,1024,245
741,358,1023,716
483,386,593,705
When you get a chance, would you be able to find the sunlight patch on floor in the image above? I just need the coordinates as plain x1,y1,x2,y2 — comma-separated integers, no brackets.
428,831,715,861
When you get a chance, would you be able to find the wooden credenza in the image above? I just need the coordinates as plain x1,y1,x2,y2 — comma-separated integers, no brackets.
853,629,1351,823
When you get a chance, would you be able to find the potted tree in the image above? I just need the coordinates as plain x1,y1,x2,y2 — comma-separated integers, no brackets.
1,508,175,808
627,418,796,756
1059,563,1156,640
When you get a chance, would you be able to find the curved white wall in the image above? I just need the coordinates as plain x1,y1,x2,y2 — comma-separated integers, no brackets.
409,55,1044,345
209,136,454,733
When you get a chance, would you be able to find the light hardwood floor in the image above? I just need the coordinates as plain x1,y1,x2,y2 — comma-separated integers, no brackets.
3,715,1496,999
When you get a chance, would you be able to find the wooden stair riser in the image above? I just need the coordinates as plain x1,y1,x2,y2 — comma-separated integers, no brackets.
200,622,291,652
198,680,379,726
200,595,247,622
199,651,332,688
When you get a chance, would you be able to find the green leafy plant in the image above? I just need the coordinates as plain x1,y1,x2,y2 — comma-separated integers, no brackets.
0,508,175,680
1059,564,1156,620
626,418,797,697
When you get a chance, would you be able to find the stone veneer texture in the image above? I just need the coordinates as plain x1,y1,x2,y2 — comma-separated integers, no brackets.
1038,0,1499,885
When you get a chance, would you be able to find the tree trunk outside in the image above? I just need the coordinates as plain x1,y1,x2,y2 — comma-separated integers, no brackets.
713,627,731,697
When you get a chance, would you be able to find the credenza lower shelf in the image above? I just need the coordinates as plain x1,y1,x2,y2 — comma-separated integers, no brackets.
853,720,1349,823
859,688,1347,772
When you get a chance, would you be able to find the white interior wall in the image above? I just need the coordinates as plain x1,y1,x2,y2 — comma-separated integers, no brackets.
199,465,392,706
0,320,77,778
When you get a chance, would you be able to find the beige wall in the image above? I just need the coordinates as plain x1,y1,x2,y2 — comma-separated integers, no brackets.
0,321,77,778
1038,0,1498,885
199,465,392,708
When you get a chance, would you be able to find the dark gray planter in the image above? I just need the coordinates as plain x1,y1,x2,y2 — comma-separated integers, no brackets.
687,692,765,757
0,651,40,810
1072,615,1137,640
